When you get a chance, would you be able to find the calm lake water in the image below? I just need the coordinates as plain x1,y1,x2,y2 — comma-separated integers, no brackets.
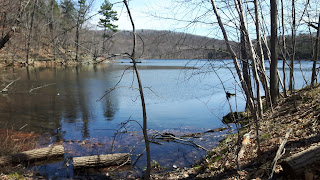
0,59,314,178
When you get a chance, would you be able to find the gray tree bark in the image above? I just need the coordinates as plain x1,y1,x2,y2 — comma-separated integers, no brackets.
123,0,151,179
311,15,320,85
270,0,279,103
289,0,296,93
73,153,130,169
0,145,64,166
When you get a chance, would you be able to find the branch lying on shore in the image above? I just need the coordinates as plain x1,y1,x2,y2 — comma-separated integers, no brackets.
29,83,56,93
1,77,20,93
269,128,292,179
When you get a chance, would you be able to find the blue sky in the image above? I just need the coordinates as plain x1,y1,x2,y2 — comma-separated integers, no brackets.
88,0,320,41
89,0,221,38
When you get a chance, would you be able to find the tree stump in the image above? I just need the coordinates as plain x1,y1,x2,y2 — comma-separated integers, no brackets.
0,145,64,166
73,153,131,169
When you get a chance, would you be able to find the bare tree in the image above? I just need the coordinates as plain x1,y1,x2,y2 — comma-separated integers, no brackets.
123,0,151,179
26,0,37,64
253,0,272,107
210,0,261,153
270,0,279,103
311,15,320,85
281,0,288,97
289,0,296,93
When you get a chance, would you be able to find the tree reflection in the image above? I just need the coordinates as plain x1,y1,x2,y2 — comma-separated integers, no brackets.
104,98,117,121
0,64,120,140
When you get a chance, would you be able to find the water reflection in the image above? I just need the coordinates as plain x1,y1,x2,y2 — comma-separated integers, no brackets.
0,59,314,177
0,64,120,141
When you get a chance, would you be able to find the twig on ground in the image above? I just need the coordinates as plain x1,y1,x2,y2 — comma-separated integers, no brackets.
269,128,292,179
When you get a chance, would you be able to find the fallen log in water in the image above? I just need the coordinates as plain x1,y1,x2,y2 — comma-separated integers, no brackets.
0,145,64,166
181,127,229,138
73,153,131,169
281,142,320,175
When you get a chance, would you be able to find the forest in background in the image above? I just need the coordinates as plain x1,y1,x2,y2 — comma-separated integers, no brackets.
0,0,320,179
0,0,318,63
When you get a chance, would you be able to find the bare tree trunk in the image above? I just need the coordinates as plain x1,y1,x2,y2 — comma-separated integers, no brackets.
26,0,37,64
260,19,285,95
254,0,272,107
270,0,279,103
210,0,260,153
75,22,80,61
210,0,255,113
123,0,151,179
240,24,253,108
289,0,296,93
281,0,288,97
235,0,262,152
311,15,320,86
50,0,56,61
102,27,106,54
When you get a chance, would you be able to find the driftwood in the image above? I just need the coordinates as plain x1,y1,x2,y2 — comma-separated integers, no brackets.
73,153,130,169
281,142,320,175
1,77,20,93
0,145,64,166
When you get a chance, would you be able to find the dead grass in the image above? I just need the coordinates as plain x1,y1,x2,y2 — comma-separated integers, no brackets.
0,129,39,156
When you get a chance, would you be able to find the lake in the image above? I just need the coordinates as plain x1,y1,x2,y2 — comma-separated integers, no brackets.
0,59,314,178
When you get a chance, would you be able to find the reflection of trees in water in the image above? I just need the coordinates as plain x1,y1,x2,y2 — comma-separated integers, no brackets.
62,64,119,138
92,64,119,122
76,65,90,138
104,97,118,121
0,64,120,140
0,67,63,139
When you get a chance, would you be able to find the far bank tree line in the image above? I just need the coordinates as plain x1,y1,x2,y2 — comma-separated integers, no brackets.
1,0,318,63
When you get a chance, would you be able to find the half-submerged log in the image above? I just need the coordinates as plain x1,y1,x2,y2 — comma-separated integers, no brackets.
73,153,130,169
281,143,320,175
0,145,64,166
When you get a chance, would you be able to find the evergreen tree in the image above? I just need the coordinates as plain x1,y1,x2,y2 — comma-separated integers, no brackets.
60,0,76,31
98,0,118,32
99,0,118,54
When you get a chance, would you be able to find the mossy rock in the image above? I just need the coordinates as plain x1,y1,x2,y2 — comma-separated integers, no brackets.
222,111,251,126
